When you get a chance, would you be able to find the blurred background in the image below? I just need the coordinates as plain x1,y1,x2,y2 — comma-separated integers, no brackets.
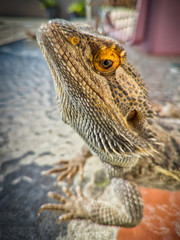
0,0,180,54
0,1,180,240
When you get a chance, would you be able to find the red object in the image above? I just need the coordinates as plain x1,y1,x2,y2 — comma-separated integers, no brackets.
117,188,180,240
132,0,180,55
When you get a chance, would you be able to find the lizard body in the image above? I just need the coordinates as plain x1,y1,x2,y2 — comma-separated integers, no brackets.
37,19,180,227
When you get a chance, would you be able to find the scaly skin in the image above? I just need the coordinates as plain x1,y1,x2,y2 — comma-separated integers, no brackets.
36,19,180,227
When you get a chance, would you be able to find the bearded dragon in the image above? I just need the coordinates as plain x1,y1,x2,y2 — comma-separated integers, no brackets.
36,19,180,227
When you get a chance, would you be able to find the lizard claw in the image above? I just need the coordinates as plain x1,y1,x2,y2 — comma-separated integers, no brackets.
45,146,92,185
45,157,86,185
56,213,75,224
38,186,86,223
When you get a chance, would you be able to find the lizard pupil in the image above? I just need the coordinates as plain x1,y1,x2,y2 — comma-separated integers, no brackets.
103,60,113,68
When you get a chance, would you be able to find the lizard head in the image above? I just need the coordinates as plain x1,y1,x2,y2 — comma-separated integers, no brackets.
37,19,157,167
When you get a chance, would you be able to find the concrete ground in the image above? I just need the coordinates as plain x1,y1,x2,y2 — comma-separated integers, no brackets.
0,17,180,240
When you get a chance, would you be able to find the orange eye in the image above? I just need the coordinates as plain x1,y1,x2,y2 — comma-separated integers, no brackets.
70,36,79,45
94,47,121,75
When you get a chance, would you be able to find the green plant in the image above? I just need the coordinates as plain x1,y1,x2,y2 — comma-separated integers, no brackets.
40,0,58,9
68,0,85,16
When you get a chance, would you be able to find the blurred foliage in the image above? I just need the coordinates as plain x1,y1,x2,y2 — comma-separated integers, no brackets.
39,0,58,9
68,0,85,16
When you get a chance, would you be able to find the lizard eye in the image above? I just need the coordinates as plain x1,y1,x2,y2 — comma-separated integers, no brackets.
102,59,113,69
94,47,121,75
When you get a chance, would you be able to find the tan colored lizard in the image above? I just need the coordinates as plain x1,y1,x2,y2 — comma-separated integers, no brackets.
36,19,180,227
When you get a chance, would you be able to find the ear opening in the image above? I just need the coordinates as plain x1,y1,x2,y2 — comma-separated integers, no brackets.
127,110,143,130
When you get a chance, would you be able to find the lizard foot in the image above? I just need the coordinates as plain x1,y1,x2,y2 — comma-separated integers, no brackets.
45,158,85,184
38,186,87,223
38,178,143,227
45,146,92,184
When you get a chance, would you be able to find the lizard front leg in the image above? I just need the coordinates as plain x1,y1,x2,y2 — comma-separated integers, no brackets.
39,178,143,227
45,146,92,184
